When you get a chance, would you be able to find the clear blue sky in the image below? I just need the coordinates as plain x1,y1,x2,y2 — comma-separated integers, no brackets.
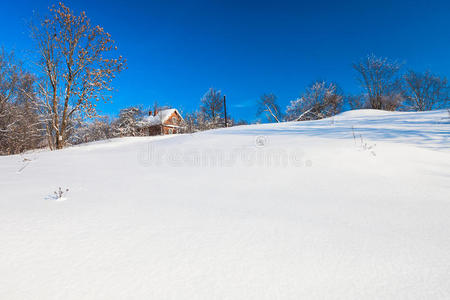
1,0,450,121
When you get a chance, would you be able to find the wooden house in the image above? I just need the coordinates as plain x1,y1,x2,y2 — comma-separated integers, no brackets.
139,108,184,136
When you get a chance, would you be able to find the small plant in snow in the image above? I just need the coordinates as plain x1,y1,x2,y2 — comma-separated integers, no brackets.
54,187,69,200
352,126,376,156
359,135,376,153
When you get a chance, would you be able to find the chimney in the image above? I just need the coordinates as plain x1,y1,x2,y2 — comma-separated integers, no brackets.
154,108,158,116
148,110,152,116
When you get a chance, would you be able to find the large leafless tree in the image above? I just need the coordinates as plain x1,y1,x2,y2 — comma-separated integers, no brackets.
353,54,403,110
403,70,449,111
31,3,125,149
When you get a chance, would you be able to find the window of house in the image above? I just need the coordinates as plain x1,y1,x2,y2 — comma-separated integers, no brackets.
168,128,173,134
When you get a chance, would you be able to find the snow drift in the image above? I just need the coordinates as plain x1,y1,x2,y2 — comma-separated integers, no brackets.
0,109,449,299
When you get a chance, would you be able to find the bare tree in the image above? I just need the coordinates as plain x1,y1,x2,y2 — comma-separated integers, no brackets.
403,70,449,111
200,88,224,125
257,93,282,122
347,94,367,110
0,49,44,155
353,54,402,110
30,3,125,149
285,81,344,121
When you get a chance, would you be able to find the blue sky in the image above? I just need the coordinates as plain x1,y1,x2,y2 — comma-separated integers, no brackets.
1,0,449,121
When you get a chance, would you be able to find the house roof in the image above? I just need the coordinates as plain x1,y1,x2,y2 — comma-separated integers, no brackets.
138,108,183,128
159,109,177,123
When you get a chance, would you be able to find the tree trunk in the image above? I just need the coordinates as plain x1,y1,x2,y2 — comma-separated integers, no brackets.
55,133,64,149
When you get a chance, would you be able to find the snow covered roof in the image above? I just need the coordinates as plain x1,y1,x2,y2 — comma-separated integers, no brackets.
138,109,183,128
159,109,177,123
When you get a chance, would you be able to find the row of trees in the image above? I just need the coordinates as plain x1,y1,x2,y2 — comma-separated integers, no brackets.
1,3,448,155
3,50,448,154
257,54,449,123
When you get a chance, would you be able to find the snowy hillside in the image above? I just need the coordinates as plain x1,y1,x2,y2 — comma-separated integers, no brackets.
1,109,449,299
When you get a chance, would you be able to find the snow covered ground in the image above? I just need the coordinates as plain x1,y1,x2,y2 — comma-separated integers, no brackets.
1,109,449,299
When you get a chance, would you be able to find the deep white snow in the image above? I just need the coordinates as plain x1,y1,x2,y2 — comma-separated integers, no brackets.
1,109,449,299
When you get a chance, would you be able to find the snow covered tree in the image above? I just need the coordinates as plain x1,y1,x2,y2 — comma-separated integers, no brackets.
114,107,145,136
183,110,212,132
69,117,113,145
257,93,282,123
285,81,344,121
353,54,403,110
403,70,449,111
30,3,125,149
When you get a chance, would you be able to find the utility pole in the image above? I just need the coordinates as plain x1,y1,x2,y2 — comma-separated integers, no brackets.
223,95,228,127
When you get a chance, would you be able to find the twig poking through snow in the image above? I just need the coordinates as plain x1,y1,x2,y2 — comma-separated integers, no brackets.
52,187,69,201
352,126,376,156
352,126,357,145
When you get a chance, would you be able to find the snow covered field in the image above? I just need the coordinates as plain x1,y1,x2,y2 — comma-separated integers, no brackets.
1,109,449,299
